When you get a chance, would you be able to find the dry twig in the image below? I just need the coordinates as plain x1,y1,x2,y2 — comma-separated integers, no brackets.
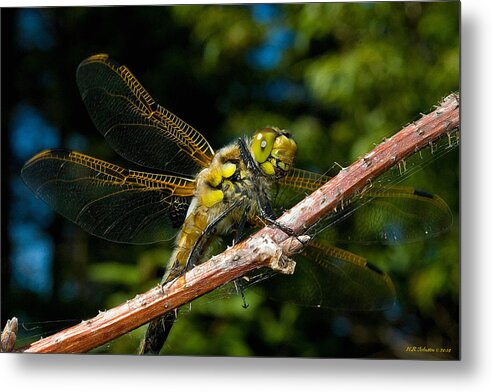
1,317,18,353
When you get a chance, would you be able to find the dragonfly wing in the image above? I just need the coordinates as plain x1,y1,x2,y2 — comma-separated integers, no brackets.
76,54,214,175
274,168,453,244
21,149,195,244
319,186,454,244
262,240,396,311
271,167,329,218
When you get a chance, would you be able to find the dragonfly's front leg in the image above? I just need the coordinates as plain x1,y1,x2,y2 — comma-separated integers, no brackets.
232,204,251,246
254,190,307,245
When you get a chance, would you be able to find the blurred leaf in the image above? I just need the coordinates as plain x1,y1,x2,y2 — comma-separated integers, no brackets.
88,262,141,286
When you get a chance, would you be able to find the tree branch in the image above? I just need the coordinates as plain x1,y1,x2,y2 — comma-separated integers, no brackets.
15,92,459,354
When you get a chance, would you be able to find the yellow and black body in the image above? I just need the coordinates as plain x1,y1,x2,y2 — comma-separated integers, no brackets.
164,128,296,282
21,54,453,355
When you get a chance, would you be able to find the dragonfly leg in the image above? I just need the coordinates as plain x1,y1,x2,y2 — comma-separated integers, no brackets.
258,210,308,246
233,204,252,246
254,186,306,243
234,279,249,309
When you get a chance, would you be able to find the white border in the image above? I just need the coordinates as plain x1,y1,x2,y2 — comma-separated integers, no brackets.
2,0,491,390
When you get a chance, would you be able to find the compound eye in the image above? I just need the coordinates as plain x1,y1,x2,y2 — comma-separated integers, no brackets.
251,128,277,163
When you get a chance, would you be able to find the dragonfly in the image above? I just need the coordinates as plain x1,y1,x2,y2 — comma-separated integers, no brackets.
21,54,453,354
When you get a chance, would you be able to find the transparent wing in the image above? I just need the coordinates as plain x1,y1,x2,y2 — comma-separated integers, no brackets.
274,168,453,244
321,186,453,244
76,54,214,175
257,240,396,310
21,149,195,244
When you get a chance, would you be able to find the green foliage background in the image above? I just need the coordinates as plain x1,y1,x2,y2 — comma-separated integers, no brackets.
1,2,459,358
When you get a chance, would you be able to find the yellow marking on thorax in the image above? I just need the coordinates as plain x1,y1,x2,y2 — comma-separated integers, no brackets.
195,144,241,208
221,161,236,178
200,188,224,208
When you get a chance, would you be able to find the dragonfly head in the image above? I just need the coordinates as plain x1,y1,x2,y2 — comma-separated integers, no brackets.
250,127,297,178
